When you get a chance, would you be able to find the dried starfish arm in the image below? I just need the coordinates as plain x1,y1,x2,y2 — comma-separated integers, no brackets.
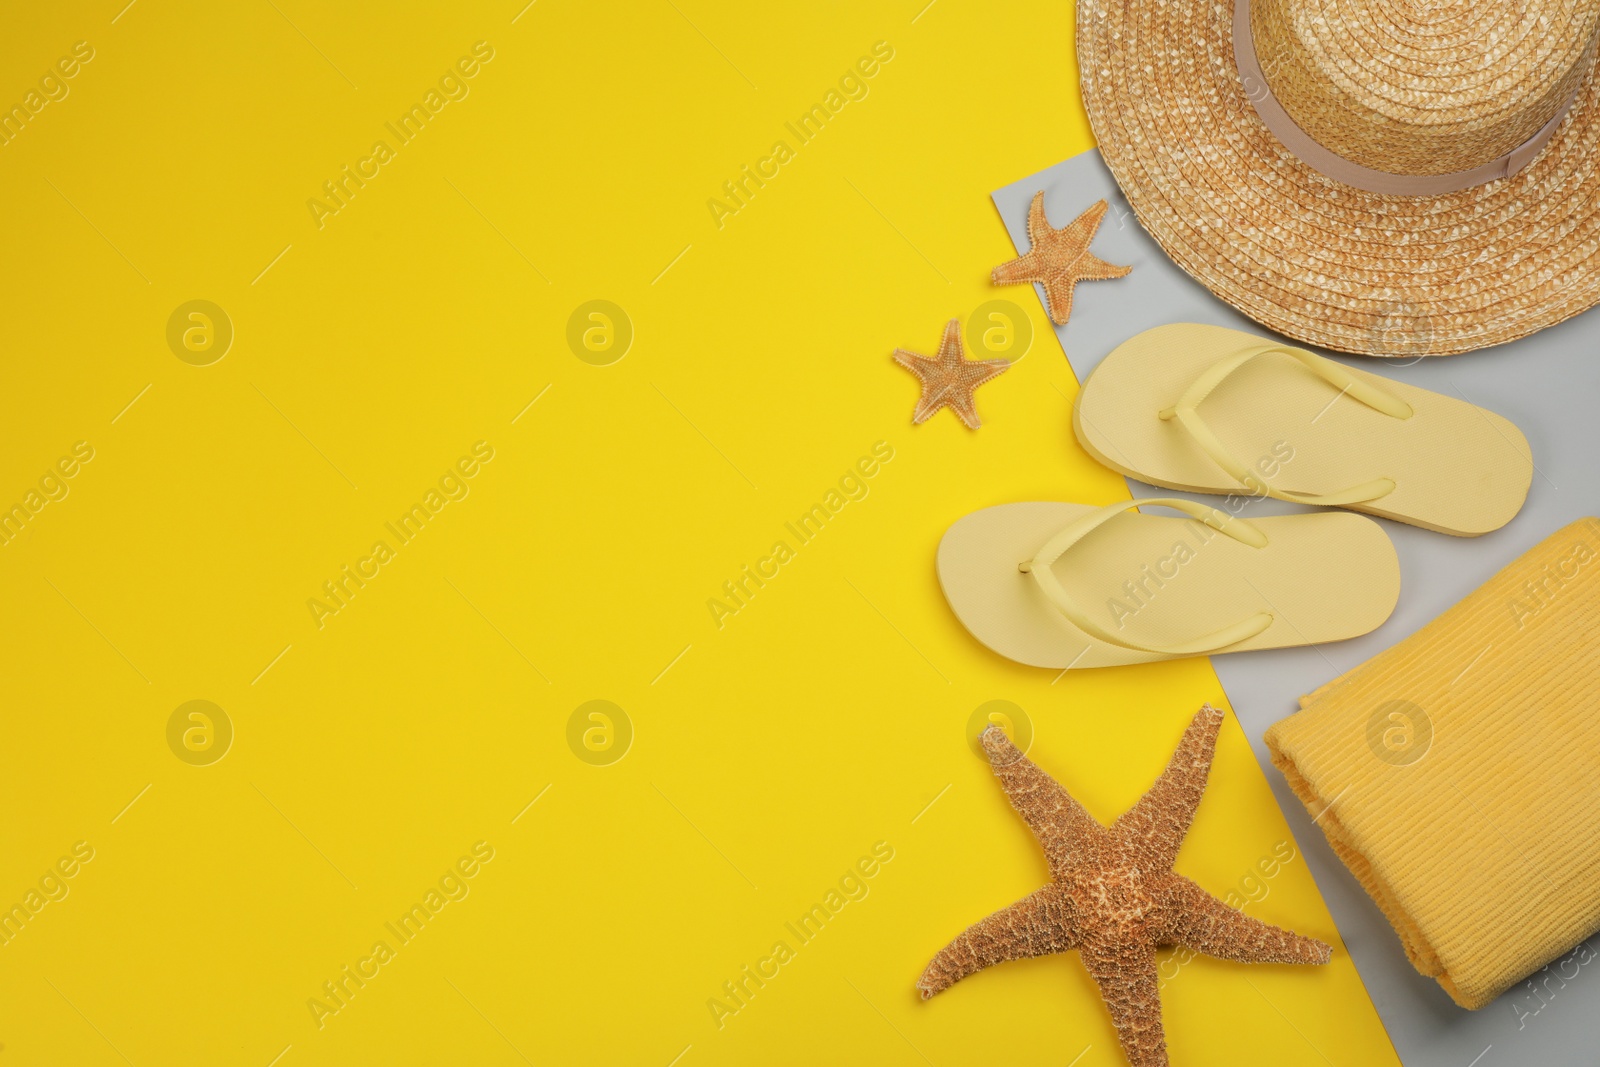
1110,705,1223,869
1026,189,1050,248
1155,874,1333,965
989,193,1048,286
1079,251,1135,280
1080,943,1169,1067
991,252,1043,287
981,726,1105,875
917,886,1079,999
1042,282,1078,328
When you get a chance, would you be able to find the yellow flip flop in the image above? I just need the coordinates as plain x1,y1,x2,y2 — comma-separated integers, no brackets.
936,499,1398,669
1073,324,1533,536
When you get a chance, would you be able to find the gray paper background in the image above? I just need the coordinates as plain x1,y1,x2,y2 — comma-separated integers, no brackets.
993,150,1600,1067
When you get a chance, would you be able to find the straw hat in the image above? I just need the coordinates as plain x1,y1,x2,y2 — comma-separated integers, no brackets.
1078,0,1600,356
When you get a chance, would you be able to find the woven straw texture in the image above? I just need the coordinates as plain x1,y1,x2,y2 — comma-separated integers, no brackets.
1078,0,1600,355
1266,518,1600,1008
1253,0,1600,175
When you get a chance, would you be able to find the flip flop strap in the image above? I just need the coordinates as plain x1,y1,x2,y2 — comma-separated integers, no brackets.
1158,343,1413,507
1019,498,1274,655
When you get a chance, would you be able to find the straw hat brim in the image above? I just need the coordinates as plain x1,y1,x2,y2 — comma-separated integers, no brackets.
1077,0,1600,356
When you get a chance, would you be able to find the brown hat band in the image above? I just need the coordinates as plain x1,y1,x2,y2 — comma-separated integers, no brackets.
1231,0,1586,195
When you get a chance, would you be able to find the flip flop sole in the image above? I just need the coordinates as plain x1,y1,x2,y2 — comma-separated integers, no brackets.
937,502,1399,669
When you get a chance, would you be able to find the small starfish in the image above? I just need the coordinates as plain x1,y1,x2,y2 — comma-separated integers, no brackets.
918,705,1330,1067
892,319,1010,429
993,192,1131,326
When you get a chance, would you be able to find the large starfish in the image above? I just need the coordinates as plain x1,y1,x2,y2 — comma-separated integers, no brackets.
918,705,1330,1067
992,192,1131,325
892,319,1010,429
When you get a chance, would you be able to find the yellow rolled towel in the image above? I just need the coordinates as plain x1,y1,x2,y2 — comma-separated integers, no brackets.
1265,518,1600,1010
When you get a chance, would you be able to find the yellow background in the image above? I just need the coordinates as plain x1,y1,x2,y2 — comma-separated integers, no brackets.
0,1,1400,1063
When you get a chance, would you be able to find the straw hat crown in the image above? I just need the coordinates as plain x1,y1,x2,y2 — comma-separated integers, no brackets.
1250,0,1600,175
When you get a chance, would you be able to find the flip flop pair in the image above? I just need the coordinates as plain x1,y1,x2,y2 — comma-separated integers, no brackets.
939,324,1533,669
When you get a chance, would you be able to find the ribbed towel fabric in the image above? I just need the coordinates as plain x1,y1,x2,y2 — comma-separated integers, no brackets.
1266,518,1600,1009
